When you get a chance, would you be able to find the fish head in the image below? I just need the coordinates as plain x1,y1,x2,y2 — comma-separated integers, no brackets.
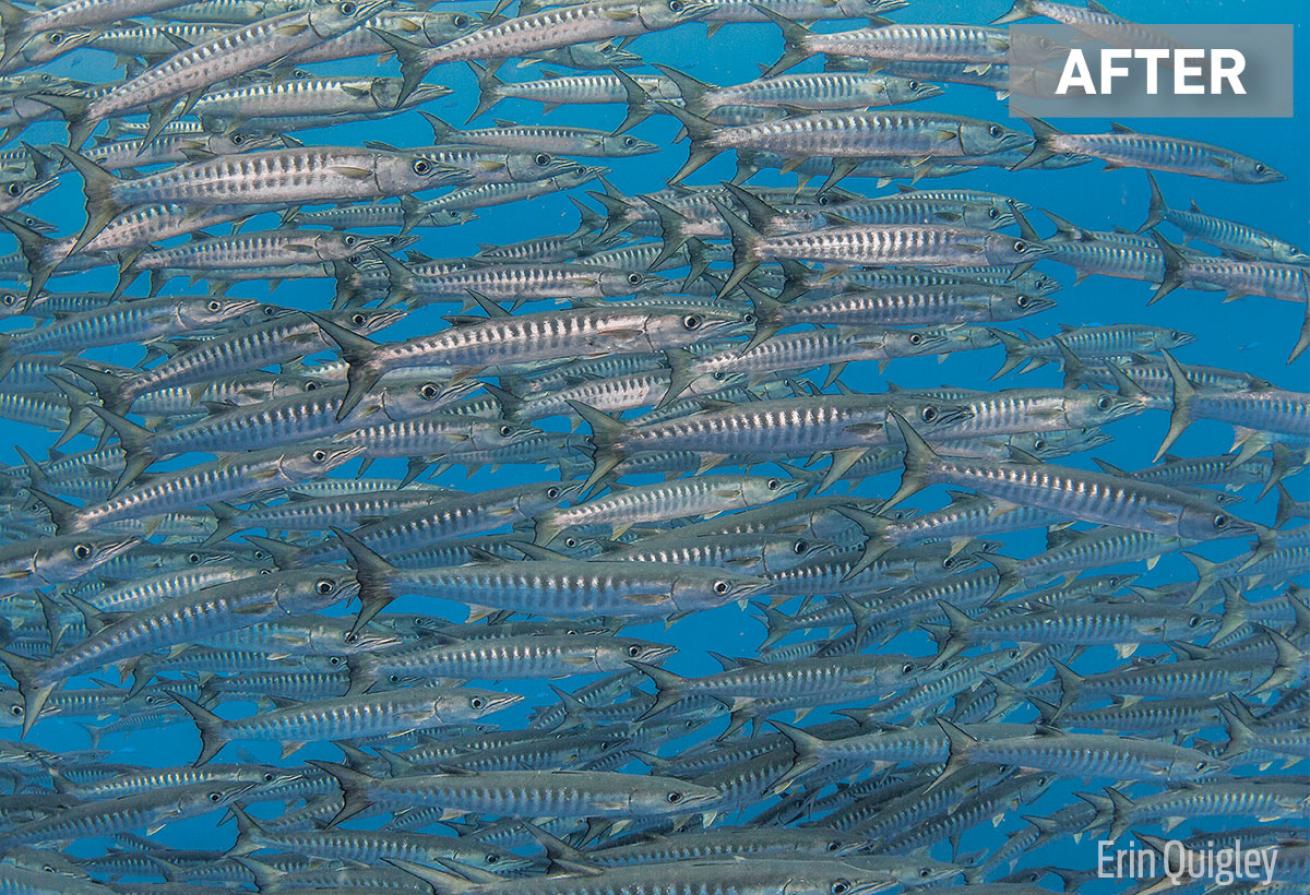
959,120,1032,156
331,306,408,335
983,231,1053,266
189,780,260,812
618,638,677,665
0,286,25,317
740,474,808,505
762,535,839,571
599,268,660,296
1177,504,1252,542
880,327,950,357
212,130,281,155
0,175,56,209
900,398,975,433
1149,327,1196,351
687,370,747,396
1232,157,1285,184
282,443,366,479
424,207,477,228
506,150,577,183
635,778,721,815
884,75,945,105
454,844,533,875
636,0,718,29
1169,754,1228,781
175,295,262,329
308,0,391,34
457,689,522,719
43,534,140,583
1029,426,1112,456
995,291,1057,320
9,29,93,68
675,571,768,611
838,0,911,13
0,688,25,727
1068,389,1147,427
598,132,660,157
420,11,481,45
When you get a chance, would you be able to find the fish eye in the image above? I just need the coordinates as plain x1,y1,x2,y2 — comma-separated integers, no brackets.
343,631,358,643
484,854,499,864
623,136,636,146
351,313,367,325
666,790,683,803
420,383,440,399
1032,438,1046,450
338,1,356,13
908,333,924,345
901,662,914,674
188,552,202,563
9,704,22,715
920,405,938,422
1097,395,1113,410
413,159,431,174
534,153,550,166
1255,163,1266,173
712,371,727,381
826,840,841,851
312,449,330,462
1013,240,1028,253
5,183,19,196
315,578,336,594
231,134,244,145
207,791,222,802
682,314,702,330
259,568,272,575
1187,615,1202,628
919,868,932,878
987,207,1001,219
713,580,729,595
1016,294,1030,307
499,424,513,437
344,235,357,247
668,0,684,9
346,254,361,264
742,312,756,325
48,32,62,44
793,539,809,555
389,673,400,682
2,294,14,305
453,14,468,25
627,272,642,285
831,882,850,895
1196,760,1207,770
988,124,1001,137
547,487,561,499
207,300,222,311
73,543,92,559
470,696,485,709
627,644,642,657
262,771,276,782
1212,513,1228,529
304,380,320,391
564,537,578,548
766,478,780,490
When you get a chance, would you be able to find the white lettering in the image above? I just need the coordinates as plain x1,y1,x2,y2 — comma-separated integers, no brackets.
1212,49,1247,93
1174,48,1207,94
1100,48,1133,94
1056,48,1097,94
1136,48,1170,94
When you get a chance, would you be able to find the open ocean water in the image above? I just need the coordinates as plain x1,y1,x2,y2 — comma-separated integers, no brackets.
0,0,1307,892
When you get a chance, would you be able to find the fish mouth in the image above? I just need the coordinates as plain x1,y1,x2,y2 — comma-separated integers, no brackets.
1022,295,1058,314
675,0,719,20
643,644,678,663
482,693,523,713
95,536,142,564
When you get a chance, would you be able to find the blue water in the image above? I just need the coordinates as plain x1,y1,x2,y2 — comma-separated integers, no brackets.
3,0,1309,886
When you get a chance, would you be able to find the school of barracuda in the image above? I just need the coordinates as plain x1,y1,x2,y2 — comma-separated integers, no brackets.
0,0,1304,890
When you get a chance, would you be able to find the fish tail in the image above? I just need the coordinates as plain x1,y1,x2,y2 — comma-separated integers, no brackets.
652,63,715,118
1139,172,1167,232
834,506,895,580
1154,349,1195,460
1274,482,1300,528
991,0,1037,24
709,198,762,300
628,660,687,719
0,647,53,737
369,28,429,110
86,405,156,495
49,145,122,252
372,249,417,308
0,0,29,63
306,759,377,827
1289,296,1310,364
59,360,132,418
345,654,379,696
737,280,784,353
882,410,941,512
981,552,1023,601
767,720,825,793
1051,659,1084,709
932,600,974,666
465,60,505,123
567,401,627,493
1146,230,1186,305
398,195,427,235
168,690,229,765
752,4,814,77
641,195,693,271
0,214,59,307
304,312,385,421
1104,786,1136,841
382,858,476,895
1011,117,1061,172
25,487,78,535
331,526,397,634
418,110,457,144
927,718,976,792
225,805,266,857
658,102,722,186
681,236,710,290
31,92,98,149
987,326,1030,380
751,600,796,650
